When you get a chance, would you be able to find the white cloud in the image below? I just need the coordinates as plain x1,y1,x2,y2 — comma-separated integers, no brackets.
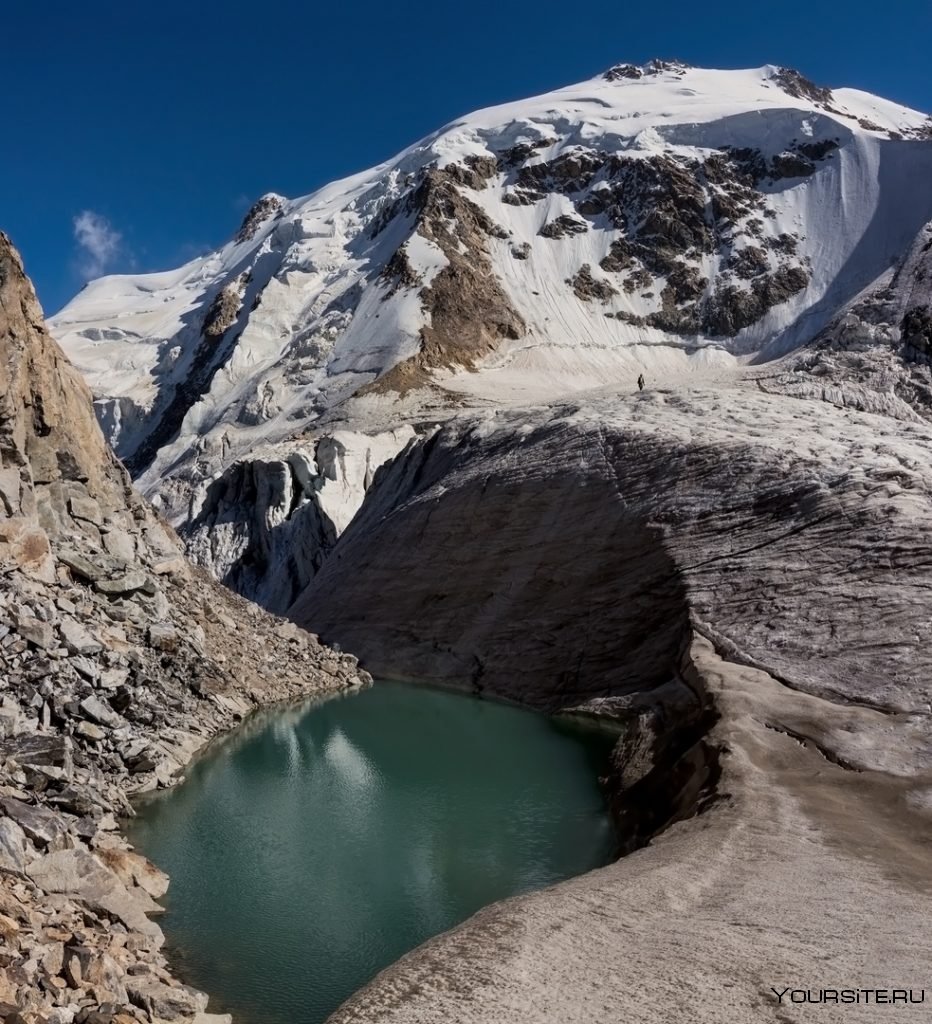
72,210,123,278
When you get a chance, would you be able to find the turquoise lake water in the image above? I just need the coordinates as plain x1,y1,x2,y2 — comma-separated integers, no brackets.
127,681,617,1024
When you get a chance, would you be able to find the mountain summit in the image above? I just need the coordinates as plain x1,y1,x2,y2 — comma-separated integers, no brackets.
48,63,932,606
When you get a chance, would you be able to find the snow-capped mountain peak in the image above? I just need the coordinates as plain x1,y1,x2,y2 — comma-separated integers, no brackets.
51,64,932,512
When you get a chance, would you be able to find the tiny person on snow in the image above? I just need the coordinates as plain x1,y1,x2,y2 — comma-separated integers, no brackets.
637,373,645,391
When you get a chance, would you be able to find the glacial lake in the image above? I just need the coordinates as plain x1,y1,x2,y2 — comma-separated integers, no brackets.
127,681,617,1024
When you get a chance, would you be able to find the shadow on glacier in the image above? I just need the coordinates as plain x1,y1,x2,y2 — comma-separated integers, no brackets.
290,418,691,712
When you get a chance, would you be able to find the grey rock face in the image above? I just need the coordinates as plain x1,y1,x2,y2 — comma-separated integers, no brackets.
60,618,102,655
146,622,177,651
0,798,69,848
13,615,54,650
94,570,152,596
183,428,414,612
126,973,209,1020
0,816,30,871
68,496,102,526
78,696,123,730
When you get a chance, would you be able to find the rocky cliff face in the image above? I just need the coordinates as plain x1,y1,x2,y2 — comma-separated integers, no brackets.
0,232,369,1024
182,427,415,613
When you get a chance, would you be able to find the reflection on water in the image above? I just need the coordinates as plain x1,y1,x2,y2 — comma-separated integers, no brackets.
127,681,617,1024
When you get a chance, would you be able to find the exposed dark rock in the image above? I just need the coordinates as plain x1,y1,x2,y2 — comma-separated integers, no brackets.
538,214,589,239
902,306,932,355
643,58,691,75
380,245,423,298
363,169,525,392
234,194,284,244
766,233,800,256
664,263,708,303
796,139,840,162
772,67,834,107
443,155,499,190
568,265,618,303
704,266,809,336
729,246,769,279
903,118,932,141
607,310,647,327
603,63,643,82
202,277,245,340
624,270,654,296
600,239,635,274
505,150,603,206
770,152,816,179
498,138,555,172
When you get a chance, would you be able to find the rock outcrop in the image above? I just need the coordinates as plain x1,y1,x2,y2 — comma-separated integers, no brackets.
183,427,415,612
0,232,369,1024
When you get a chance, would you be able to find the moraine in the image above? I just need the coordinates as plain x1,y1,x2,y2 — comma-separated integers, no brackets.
125,681,617,1024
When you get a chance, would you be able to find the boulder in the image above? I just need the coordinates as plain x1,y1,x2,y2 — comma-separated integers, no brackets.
0,466,21,514
98,668,129,690
39,939,65,976
60,618,102,656
102,528,135,562
1,733,71,769
0,518,55,582
96,847,169,899
68,496,102,526
95,572,153,596
142,522,178,557
151,556,188,577
59,551,106,582
14,616,54,650
125,974,208,1021
82,950,128,1003
26,847,163,940
26,847,118,897
0,797,69,847
0,816,31,872
79,696,123,730
147,623,177,652
74,721,105,742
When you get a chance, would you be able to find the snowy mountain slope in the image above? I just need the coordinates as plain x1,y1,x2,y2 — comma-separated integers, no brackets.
756,216,932,420
49,62,932,603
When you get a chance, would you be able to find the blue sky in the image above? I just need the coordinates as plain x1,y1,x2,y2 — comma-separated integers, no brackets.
4,0,930,315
